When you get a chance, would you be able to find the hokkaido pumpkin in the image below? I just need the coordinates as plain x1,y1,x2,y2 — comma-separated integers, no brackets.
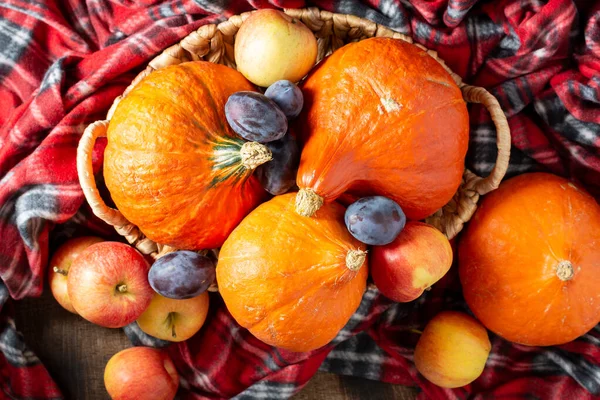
104,62,269,250
459,173,600,346
295,37,469,219
217,193,368,352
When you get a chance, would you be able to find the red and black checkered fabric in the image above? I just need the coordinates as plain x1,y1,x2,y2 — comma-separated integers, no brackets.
0,0,599,399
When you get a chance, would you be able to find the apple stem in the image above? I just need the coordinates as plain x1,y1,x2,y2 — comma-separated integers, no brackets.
116,284,127,293
410,328,423,335
52,266,68,276
167,312,177,338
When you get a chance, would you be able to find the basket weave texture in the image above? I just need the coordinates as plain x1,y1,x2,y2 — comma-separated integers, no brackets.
77,7,511,260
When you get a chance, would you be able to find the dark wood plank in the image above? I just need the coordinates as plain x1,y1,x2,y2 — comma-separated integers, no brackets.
294,372,344,399
14,288,130,400
14,290,418,400
338,375,418,400
295,372,418,400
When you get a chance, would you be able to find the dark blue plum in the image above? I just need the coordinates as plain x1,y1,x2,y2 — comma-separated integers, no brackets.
148,251,215,299
255,133,300,195
225,91,288,143
344,196,406,245
264,80,304,119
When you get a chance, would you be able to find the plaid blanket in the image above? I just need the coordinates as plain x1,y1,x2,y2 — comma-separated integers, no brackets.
1,0,599,399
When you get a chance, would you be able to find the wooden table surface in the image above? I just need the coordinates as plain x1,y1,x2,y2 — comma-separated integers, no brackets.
14,289,418,400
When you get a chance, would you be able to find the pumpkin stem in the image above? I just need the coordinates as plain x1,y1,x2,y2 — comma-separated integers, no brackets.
346,249,367,271
240,142,272,169
53,266,68,276
555,260,574,281
295,188,324,217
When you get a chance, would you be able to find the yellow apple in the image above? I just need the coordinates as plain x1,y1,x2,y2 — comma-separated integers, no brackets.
136,293,209,342
414,311,491,388
235,9,317,87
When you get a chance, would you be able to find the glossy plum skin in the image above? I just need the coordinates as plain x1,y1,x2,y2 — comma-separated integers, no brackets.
264,80,304,118
255,133,300,195
148,251,216,299
344,196,406,245
225,91,288,143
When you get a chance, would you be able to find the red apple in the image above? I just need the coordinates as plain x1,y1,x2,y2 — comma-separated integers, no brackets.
104,347,179,400
414,311,491,388
371,221,453,302
137,292,209,342
48,236,104,313
68,242,153,328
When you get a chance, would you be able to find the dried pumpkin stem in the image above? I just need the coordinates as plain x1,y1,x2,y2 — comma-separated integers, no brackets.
240,142,272,170
346,249,367,271
555,260,574,281
295,188,324,217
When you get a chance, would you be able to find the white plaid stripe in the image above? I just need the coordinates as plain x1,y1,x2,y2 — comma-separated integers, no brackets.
0,18,36,93
235,381,297,400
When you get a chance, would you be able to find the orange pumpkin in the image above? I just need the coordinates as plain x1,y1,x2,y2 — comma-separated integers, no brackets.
216,193,368,352
104,62,269,250
459,173,600,346
295,37,469,219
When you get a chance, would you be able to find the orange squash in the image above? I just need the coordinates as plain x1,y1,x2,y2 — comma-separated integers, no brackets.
295,37,469,219
459,173,600,346
104,62,269,250
216,193,368,352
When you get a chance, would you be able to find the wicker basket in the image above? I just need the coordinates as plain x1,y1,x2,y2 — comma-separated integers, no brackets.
76,7,511,261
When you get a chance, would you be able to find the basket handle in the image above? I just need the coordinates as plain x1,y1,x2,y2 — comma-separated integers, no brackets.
460,84,511,195
426,85,511,239
76,120,159,256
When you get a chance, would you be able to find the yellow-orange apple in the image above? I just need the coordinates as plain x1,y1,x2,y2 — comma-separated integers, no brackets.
414,311,491,388
371,221,453,302
137,292,209,342
235,9,317,87
68,242,153,328
104,347,179,400
48,236,103,313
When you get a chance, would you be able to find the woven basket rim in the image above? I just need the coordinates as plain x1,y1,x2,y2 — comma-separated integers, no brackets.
76,7,511,260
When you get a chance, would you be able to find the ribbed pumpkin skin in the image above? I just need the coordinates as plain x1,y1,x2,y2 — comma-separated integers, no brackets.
105,62,266,250
297,38,469,220
217,193,368,352
459,173,600,346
